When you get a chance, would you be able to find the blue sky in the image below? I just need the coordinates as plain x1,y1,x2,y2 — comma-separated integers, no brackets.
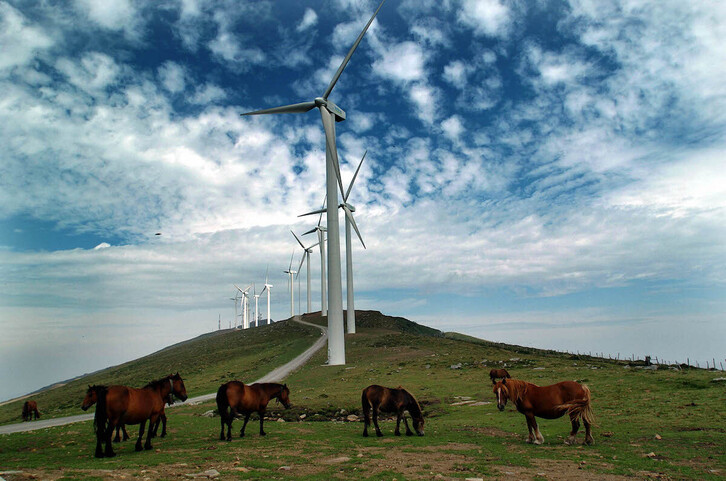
1,0,725,402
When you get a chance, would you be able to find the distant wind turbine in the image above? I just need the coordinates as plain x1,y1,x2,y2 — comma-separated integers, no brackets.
283,249,297,317
303,150,368,334
303,196,327,316
292,230,319,314
260,268,273,324
241,0,387,365
230,292,240,329
253,284,260,327
234,284,252,329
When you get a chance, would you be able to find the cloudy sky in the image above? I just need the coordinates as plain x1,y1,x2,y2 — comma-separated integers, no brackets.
1,0,725,401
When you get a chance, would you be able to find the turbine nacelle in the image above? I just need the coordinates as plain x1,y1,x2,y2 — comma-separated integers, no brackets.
315,98,346,122
340,202,356,213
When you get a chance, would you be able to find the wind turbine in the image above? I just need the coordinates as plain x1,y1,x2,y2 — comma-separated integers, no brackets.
234,284,252,329
253,284,261,327
303,150,368,334
241,0,387,365
260,268,273,324
303,196,327,315
283,250,297,318
292,230,319,314
230,292,240,329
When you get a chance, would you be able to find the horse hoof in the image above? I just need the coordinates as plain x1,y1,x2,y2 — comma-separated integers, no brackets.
260,432,266,436
362,432,368,437
405,432,413,437
585,438,594,446
135,444,143,452
145,445,152,450
394,431,401,436
376,432,383,438
105,451,116,458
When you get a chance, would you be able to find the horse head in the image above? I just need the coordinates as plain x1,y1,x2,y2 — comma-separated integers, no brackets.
81,385,99,411
171,373,188,402
277,384,291,409
493,379,509,411
412,413,425,436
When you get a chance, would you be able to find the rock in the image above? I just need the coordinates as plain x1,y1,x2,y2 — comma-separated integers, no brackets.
645,452,657,458
450,363,462,370
299,413,307,420
325,456,351,464
533,367,545,370
277,418,285,422
185,469,220,478
711,377,726,383
346,414,359,422
465,478,484,481
278,466,292,471
655,434,662,440
234,467,250,472
201,410,216,418
425,364,431,369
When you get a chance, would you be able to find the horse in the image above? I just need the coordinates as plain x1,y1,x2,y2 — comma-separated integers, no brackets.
81,386,173,443
489,368,511,384
216,381,291,441
81,373,187,457
361,385,425,437
21,400,40,421
493,378,594,445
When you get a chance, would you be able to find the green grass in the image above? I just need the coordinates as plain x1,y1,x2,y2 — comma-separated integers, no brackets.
1,310,724,480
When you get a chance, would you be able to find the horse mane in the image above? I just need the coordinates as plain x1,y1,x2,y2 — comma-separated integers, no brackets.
91,385,108,435
401,389,423,418
504,379,530,405
144,375,172,390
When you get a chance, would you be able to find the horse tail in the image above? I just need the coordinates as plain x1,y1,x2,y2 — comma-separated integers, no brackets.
93,387,108,437
557,385,596,426
216,383,229,421
361,388,371,426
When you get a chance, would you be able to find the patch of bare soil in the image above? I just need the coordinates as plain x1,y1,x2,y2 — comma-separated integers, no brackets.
492,459,667,481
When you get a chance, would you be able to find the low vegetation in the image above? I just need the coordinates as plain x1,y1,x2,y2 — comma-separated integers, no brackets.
0,310,724,480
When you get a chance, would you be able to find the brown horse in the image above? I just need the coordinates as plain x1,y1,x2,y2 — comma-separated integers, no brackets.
216,381,291,441
82,373,187,457
493,378,594,445
489,368,511,384
81,386,172,442
361,385,425,437
22,400,40,421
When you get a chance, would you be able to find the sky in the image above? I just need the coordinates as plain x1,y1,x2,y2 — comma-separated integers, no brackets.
1,0,725,402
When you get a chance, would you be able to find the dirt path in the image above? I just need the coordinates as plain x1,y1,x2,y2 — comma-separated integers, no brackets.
0,318,326,436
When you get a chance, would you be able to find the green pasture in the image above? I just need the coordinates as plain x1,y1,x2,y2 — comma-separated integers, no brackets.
0,311,724,480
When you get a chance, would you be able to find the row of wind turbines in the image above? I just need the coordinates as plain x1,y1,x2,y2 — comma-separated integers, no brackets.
235,0,387,365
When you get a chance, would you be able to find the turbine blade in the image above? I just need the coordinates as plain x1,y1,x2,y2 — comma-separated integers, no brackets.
241,101,316,116
289,249,295,270
261,285,267,294
320,108,346,198
233,284,245,293
302,227,317,236
345,149,367,201
322,0,387,100
297,254,305,276
318,195,327,226
291,230,306,249
299,207,326,218
344,206,366,249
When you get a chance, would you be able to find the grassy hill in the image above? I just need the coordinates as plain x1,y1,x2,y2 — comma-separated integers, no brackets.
0,311,724,480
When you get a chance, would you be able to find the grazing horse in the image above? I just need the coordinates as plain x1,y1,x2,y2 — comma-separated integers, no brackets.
22,401,40,421
82,374,187,458
489,368,511,384
216,381,291,441
493,378,594,445
361,385,425,437
81,386,173,442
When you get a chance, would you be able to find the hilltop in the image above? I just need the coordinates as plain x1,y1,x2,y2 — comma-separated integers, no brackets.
0,310,723,480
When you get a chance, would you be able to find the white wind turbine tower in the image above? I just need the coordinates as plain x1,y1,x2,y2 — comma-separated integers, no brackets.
292,230,319,314
241,0,387,365
253,285,261,327
234,284,252,329
260,269,273,324
302,150,367,334
283,250,297,318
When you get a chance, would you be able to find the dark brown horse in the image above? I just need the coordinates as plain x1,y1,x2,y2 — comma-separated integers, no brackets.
489,368,511,384
81,386,173,442
361,385,425,437
216,381,291,441
22,400,40,421
81,373,187,457
493,378,594,445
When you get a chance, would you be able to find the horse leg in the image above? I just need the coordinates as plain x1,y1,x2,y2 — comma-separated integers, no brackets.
103,421,116,457
566,412,580,445
160,413,167,437
372,404,383,437
402,413,413,436
583,417,594,445
95,422,105,458
240,413,251,438
532,417,544,445
259,411,266,436
144,417,156,450
135,420,147,452
113,425,121,443
525,413,536,444
394,412,402,436
219,412,227,441
362,398,371,437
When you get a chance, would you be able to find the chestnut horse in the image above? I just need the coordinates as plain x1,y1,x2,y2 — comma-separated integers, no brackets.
81,373,187,457
22,400,40,421
216,381,291,441
361,385,425,437
489,368,511,384
81,386,173,442
493,378,594,445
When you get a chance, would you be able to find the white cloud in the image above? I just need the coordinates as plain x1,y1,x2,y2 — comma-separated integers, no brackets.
441,115,464,141
458,0,511,38
93,242,111,249
158,61,186,93
442,60,471,89
0,3,54,70
296,8,318,32
74,0,141,39
55,52,121,93
190,83,226,105
409,83,437,125
372,41,425,83
208,32,266,69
